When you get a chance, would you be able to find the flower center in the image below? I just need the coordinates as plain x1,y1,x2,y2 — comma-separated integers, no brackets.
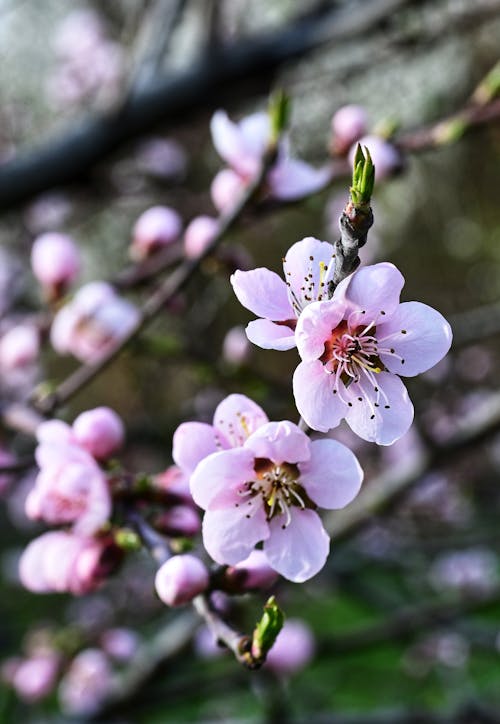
320,321,383,383
236,458,314,529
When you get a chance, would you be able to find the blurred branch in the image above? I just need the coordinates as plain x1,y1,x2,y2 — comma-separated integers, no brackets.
0,0,409,211
327,391,500,542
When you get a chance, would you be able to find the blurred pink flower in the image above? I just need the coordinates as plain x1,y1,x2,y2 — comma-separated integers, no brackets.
331,104,368,155
155,554,209,606
183,215,219,258
58,648,112,716
31,232,80,295
0,324,39,371
222,325,251,365
265,619,315,675
72,406,124,460
9,653,60,703
131,206,182,259
348,135,402,179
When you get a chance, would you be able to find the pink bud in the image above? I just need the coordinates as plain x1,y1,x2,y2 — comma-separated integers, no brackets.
58,648,111,716
131,206,182,259
331,105,368,154
222,325,250,365
154,465,192,504
0,325,39,371
31,232,80,293
72,407,124,460
230,550,279,590
155,554,209,607
183,215,219,259
265,619,315,675
100,628,139,662
349,135,402,180
210,169,246,214
155,505,201,538
11,654,60,702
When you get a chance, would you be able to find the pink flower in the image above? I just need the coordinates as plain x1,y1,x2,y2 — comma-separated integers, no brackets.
348,135,402,179
10,653,60,702
173,393,269,477
19,531,113,595
293,262,452,444
222,325,251,365
31,232,80,294
231,237,337,351
155,554,209,606
190,420,363,582
131,206,182,259
265,618,315,675
50,281,139,363
58,648,112,716
183,215,219,258
331,104,368,155
210,110,330,211
0,324,39,371
72,406,124,460
26,421,111,535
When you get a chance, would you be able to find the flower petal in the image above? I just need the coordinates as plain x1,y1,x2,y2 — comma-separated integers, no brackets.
345,371,414,445
246,319,296,350
334,262,404,320
295,299,345,361
376,301,453,377
173,422,228,475
231,268,294,321
245,421,311,464
264,509,329,582
282,237,337,313
202,504,269,565
269,159,331,200
190,448,255,510
213,394,268,446
293,360,347,433
298,439,363,509
210,111,250,172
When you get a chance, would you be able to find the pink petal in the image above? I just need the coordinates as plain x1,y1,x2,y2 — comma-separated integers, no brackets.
173,422,228,475
213,394,268,446
264,509,329,582
210,111,249,172
246,319,296,351
202,503,269,565
190,448,256,510
238,112,270,162
334,262,404,320
293,360,347,433
36,420,73,445
269,159,331,200
298,439,363,509
245,421,311,464
295,299,345,361
231,268,294,321
282,237,337,313
376,301,453,377
344,371,414,445
210,111,268,177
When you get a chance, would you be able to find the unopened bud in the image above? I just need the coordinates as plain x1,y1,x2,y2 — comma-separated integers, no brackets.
265,618,315,675
155,554,209,607
184,215,219,259
0,325,39,371
331,104,368,155
72,406,124,460
31,232,80,297
131,206,182,259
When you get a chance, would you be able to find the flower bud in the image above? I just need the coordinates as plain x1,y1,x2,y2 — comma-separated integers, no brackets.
265,619,315,675
58,649,111,716
155,505,201,538
131,206,182,259
348,135,402,180
100,628,139,662
331,105,367,155
210,169,245,214
31,232,80,295
229,550,279,590
11,654,60,702
0,325,39,371
183,215,219,259
154,465,192,504
72,406,124,460
222,325,250,365
155,554,209,607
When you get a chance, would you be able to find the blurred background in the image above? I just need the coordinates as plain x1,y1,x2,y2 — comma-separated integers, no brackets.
1,0,500,722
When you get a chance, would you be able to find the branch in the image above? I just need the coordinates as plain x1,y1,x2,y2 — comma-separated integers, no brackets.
0,0,409,210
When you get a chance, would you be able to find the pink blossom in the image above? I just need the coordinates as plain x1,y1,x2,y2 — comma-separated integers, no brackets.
184,215,219,258
231,237,337,350
19,531,112,595
0,324,39,371
265,619,315,674
72,406,124,460
293,261,452,444
210,110,330,210
26,421,111,535
222,325,251,365
348,135,402,179
131,206,182,259
156,505,201,537
331,104,368,155
31,232,80,293
173,393,269,477
10,653,60,702
211,169,246,214
100,628,139,662
58,648,112,716
190,420,362,582
50,281,139,363
155,554,209,606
